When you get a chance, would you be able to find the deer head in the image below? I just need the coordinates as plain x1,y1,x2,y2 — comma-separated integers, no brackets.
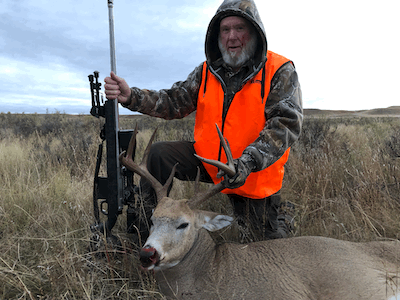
119,124,235,271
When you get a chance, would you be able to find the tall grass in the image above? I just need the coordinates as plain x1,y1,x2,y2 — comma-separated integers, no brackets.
0,112,399,299
284,117,400,241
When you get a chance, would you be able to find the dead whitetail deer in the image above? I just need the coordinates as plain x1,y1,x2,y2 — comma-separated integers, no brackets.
120,125,400,300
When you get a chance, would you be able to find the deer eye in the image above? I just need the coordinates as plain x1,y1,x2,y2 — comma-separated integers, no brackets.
177,223,189,230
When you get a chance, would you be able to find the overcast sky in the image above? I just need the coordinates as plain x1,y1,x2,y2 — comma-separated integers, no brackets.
1,0,399,114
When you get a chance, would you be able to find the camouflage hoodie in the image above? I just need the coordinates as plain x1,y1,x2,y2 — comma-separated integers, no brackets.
124,0,303,173
205,0,267,77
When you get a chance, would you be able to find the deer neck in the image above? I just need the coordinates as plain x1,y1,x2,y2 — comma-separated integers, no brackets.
183,227,216,267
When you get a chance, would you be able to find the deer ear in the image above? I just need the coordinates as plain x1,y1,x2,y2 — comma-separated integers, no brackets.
200,212,233,232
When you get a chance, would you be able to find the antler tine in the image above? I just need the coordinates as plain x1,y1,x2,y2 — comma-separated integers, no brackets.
125,123,138,160
119,127,176,201
194,167,201,195
215,123,236,177
194,124,236,177
140,127,157,168
188,182,227,209
189,124,236,208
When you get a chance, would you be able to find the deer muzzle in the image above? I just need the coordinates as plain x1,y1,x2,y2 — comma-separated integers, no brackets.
139,245,160,270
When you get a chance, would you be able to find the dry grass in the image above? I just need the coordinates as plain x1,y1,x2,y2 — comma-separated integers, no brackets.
0,112,399,299
284,117,400,241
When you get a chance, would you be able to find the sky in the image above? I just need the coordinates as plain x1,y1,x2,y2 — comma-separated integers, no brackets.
1,0,399,115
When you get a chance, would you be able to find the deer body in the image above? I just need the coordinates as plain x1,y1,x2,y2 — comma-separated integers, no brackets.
145,198,400,300
120,127,400,300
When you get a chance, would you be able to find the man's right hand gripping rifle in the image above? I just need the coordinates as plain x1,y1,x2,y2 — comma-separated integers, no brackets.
104,71,132,105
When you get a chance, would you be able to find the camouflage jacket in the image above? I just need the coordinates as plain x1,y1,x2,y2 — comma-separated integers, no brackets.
123,0,303,172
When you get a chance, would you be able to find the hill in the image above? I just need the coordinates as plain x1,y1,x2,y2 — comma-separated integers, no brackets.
304,106,400,118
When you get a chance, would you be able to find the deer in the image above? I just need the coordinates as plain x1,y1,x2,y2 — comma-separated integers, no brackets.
120,124,400,300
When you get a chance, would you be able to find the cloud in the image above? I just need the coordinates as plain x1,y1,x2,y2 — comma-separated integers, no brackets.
0,0,221,114
1,0,400,114
0,56,90,114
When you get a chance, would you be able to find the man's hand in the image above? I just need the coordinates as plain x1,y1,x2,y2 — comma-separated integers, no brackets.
218,156,254,189
104,72,132,105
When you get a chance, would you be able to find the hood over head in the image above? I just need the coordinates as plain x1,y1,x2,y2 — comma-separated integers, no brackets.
205,0,267,70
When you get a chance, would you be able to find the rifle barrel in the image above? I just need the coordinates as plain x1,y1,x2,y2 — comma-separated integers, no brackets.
108,0,117,74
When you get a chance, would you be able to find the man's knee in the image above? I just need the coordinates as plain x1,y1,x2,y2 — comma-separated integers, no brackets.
147,142,165,162
146,142,170,177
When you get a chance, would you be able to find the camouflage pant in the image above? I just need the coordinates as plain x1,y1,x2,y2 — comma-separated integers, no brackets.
228,192,290,241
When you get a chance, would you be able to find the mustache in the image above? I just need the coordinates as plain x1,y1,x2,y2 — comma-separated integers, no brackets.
218,35,257,68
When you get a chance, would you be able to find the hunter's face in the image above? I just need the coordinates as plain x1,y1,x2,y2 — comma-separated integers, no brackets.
219,16,253,58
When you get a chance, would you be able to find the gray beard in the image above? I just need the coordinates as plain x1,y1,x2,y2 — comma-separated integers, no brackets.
218,34,257,69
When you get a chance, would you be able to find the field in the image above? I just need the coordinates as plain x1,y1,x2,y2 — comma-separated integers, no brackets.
0,111,400,299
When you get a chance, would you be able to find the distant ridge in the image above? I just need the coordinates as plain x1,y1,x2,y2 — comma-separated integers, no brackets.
304,106,400,117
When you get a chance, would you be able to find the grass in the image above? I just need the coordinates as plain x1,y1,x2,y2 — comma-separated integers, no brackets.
0,112,399,299
284,117,400,241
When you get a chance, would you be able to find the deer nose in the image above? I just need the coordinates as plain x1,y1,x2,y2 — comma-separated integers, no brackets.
139,245,159,269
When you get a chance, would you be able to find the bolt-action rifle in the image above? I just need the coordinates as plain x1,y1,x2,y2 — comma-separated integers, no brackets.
87,0,138,238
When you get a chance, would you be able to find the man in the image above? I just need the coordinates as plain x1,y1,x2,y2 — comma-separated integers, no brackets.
104,0,303,241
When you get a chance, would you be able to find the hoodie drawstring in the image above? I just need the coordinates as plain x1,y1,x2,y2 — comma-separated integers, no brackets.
261,65,266,103
203,65,209,97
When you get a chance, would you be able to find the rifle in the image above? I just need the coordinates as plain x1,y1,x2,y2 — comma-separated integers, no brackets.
87,0,137,239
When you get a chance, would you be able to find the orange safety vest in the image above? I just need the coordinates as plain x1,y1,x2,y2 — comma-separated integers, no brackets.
194,50,291,199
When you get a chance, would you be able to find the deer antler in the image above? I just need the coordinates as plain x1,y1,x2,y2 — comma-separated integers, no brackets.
119,125,177,202
194,124,236,178
189,124,236,208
